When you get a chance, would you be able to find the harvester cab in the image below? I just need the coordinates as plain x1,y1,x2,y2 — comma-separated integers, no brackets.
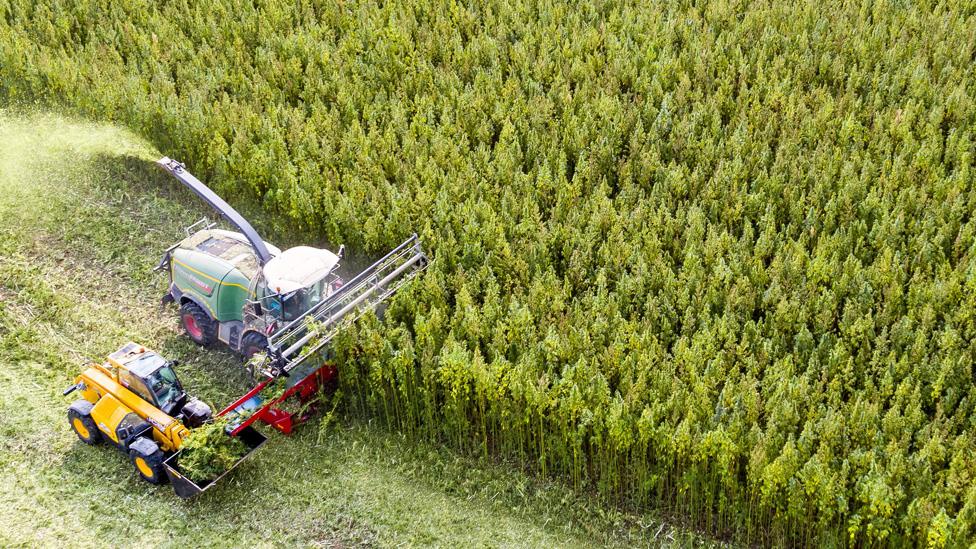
154,157,429,381
63,342,265,496
245,243,345,336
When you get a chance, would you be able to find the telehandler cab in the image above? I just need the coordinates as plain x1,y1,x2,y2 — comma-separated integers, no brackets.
64,342,265,497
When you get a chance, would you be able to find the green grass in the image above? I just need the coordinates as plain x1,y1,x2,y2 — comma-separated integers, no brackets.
0,110,717,548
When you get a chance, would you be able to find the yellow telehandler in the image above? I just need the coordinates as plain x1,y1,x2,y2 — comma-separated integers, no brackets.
64,342,264,496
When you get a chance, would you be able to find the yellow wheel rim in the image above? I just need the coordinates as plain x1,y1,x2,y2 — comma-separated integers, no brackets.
135,456,154,478
72,418,90,439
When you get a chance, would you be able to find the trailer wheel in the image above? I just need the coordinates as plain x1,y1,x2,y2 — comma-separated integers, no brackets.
180,301,216,346
129,439,167,485
68,401,101,445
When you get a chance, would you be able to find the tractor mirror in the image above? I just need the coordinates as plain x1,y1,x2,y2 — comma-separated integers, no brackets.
169,360,180,369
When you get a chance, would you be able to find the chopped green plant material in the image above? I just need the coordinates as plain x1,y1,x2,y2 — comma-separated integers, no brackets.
244,352,267,379
221,378,289,426
259,377,289,405
178,418,248,483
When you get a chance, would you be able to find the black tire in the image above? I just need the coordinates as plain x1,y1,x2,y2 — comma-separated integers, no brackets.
129,440,167,485
180,301,217,346
68,401,101,445
241,331,268,382
240,331,268,361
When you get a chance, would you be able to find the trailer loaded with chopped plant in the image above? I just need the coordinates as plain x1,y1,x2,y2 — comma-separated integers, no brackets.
65,159,428,497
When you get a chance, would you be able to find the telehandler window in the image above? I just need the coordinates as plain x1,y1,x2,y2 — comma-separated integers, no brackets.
119,369,155,405
120,354,185,413
145,365,184,413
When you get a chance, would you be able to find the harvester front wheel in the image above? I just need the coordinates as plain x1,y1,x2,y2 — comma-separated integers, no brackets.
241,332,267,361
68,401,101,445
129,439,166,485
180,301,216,346
241,332,268,382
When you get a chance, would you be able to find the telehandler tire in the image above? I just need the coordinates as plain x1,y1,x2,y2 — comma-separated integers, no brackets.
68,401,101,445
180,301,216,346
129,438,167,485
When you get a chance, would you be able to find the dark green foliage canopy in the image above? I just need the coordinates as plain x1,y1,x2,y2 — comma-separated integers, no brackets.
2,0,974,544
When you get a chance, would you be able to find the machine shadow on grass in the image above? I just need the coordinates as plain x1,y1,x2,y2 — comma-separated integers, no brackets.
106,153,374,273
102,154,338,251
155,333,254,395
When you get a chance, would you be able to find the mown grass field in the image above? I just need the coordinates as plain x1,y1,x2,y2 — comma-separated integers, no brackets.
0,112,712,548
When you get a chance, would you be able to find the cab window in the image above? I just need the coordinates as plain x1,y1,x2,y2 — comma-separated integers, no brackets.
277,277,330,322
144,365,184,413
119,369,155,404
280,291,304,321
256,275,285,319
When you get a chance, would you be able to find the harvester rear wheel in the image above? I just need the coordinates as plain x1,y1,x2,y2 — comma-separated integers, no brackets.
180,301,216,346
129,444,166,485
68,403,101,445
